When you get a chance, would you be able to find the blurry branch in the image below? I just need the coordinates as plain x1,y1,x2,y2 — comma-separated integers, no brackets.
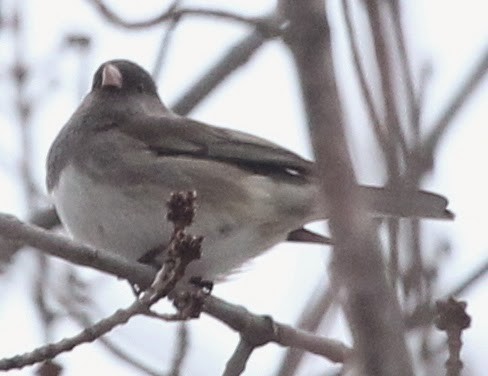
171,29,269,115
86,0,284,35
364,0,406,175
342,0,403,288
407,47,488,181
12,3,56,346
223,340,254,376
275,283,338,376
169,322,189,376
280,0,414,374
449,256,488,297
12,5,38,206
389,0,418,135
341,0,386,150
0,257,188,371
152,0,182,82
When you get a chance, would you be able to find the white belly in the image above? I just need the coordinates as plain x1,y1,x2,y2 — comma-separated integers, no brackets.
52,164,172,261
51,164,313,281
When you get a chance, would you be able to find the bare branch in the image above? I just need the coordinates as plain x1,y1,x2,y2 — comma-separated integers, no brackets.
152,0,182,82
0,269,168,371
449,257,488,298
223,339,254,376
205,296,351,364
364,0,406,175
407,48,488,180
63,303,165,376
406,256,488,329
389,0,419,136
171,30,268,115
0,213,153,287
86,0,282,35
169,322,189,376
280,0,414,374
341,0,387,150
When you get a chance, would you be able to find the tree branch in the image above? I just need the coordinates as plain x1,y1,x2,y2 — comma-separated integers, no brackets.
86,0,282,35
0,213,153,287
275,283,338,376
280,0,414,374
0,213,351,371
205,296,351,364
407,47,488,181
171,29,268,115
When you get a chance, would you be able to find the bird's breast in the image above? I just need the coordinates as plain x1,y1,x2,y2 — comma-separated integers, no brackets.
51,163,172,261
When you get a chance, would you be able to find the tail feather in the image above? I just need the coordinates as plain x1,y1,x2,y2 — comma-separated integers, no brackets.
359,186,454,219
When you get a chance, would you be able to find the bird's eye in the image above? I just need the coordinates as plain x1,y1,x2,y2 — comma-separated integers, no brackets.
136,84,144,93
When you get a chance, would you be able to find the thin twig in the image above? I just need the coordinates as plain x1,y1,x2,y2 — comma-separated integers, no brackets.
407,48,488,181
169,322,189,376
406,257,487,328
152,0,182,82
449,257,488,298
364,0,406,175
389,0,418,136
86,0,282,35
223,339,254,376
341,0,387,149
12,3,56,345
0,276,166,371
65,305,165,376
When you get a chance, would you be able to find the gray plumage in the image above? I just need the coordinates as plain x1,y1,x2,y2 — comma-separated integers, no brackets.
46,60,452,283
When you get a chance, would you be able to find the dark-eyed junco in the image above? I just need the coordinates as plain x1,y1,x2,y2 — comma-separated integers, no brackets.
46,60,452,283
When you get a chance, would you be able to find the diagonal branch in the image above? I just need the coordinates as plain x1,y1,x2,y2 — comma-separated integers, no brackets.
341,0,388,158
171,29,269,115
274,283,338,376
0,213,153,287
407,48,488,181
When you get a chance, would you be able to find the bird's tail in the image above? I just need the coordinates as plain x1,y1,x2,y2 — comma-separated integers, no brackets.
359,186,454,219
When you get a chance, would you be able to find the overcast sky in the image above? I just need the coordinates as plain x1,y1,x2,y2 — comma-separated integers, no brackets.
0,0,487,374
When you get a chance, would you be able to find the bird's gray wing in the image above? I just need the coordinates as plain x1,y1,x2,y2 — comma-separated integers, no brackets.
119,115,314,177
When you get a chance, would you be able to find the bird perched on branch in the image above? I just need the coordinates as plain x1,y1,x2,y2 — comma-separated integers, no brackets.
46,59,453,284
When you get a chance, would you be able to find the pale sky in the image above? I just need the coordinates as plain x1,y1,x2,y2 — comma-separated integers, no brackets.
0,0,487,375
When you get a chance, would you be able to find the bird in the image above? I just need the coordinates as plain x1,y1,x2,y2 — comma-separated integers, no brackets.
46,59,453,285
